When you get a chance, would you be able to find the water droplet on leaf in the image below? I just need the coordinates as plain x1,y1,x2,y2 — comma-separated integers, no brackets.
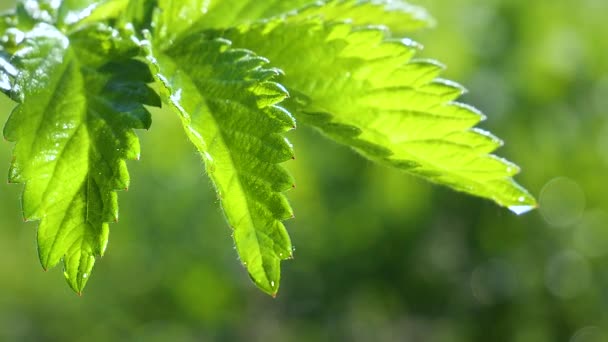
508,205,535,216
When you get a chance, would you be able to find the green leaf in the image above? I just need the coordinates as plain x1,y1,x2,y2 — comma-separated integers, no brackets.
217,19,536,212
68,0,130,28
182,0,314,30
282,0,434,34
0,46,17,96
57,0,121,25
142,33,295,296
153,0,212,42
9,0,127,30
3,23,159,294
154,0,431,44
119,0,156,32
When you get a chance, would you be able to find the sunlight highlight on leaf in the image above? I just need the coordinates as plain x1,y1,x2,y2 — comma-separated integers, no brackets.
142,31,296,296
218,18,536,209
2,22,159,293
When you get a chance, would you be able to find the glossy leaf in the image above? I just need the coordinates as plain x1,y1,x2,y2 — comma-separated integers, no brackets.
284,0,434,34
0,0,536,296
3,23,159,293
142,32,295,296
218,19,536,211
154,0,431,43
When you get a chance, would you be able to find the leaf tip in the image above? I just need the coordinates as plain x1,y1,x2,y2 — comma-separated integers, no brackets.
506,192,538,215
508,204,536,216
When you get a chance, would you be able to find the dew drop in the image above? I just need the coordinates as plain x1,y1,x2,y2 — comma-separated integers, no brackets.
508,205,535,216
573,211,608,258
82,273,88,279
545,250,591,299
540,177,586,227
270,281,275,288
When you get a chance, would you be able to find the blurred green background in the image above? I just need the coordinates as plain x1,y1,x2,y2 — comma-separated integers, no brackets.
1,0,608,341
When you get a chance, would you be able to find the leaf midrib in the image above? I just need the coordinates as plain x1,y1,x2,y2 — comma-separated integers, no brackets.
161,50,273,285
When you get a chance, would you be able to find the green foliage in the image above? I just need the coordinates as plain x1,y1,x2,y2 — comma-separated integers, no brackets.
0,0,535,295
3,21,159,293
218,16,535,210
145,35,296,295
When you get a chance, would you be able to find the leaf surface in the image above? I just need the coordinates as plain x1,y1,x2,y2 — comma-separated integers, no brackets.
218,19,536,211
283,0,433,34
3,23,159,293
154,0,431,44
143,32,295,296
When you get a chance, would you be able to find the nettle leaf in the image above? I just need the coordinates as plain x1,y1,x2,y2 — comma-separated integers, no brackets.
155,0,431,42
9,0,127,31
67,0,130,28
152,0,311,44
3,23,159,293
120,0,156,31
284,0,434,34
56,0,123,26
1,13,23,109
217,17,536,212
142,32,295,296
0,37,17,96
0,0,537,296
182,0,314,30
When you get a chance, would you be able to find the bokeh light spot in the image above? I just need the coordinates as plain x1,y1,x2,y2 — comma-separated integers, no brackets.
573,211,608,258
570,326,607,342
470,259,518,305
596,121,608,167
545,251,591,299
540,177,586,227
